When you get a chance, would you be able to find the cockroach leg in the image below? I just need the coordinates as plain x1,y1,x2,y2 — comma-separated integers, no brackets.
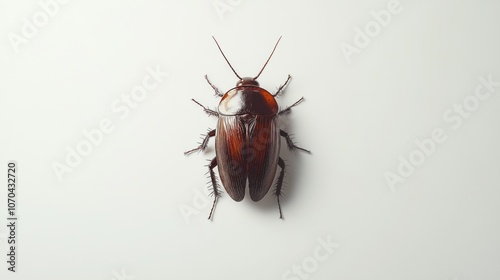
205,75,224,97
278,97,304,116
184,129,216,155
273,74,292,97
208,157,221,220
280,130,310,153
191,99,219,117
274,157,286,219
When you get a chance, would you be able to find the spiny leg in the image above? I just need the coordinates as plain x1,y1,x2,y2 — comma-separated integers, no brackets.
207,157,221,220
280,130,311,153
278,97,305,116
205,75,224,97
191,99,218,117
274,157,286,219
184,129,215,155
273,74,292,97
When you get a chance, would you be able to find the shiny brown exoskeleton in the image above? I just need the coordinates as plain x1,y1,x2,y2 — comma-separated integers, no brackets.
185,37,310,220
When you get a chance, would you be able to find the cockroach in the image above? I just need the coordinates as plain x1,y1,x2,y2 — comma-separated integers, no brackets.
185,36,310,220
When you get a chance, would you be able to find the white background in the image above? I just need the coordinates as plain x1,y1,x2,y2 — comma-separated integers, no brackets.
1,0,500,279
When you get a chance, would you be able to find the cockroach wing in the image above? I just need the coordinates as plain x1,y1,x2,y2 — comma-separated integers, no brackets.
215,116,247,201
247,116,280,201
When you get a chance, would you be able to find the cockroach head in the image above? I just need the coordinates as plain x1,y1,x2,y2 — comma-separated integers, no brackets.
236,77,259,87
